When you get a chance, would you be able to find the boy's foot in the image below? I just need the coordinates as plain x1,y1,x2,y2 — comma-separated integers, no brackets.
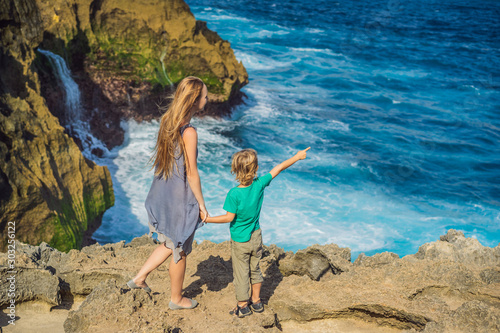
238,304,252,318
249,299,264,313
230,304,252,318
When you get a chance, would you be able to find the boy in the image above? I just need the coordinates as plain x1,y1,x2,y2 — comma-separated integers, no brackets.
203,147,310,317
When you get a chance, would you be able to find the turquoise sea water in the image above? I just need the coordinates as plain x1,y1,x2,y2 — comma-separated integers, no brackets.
91,0,500,258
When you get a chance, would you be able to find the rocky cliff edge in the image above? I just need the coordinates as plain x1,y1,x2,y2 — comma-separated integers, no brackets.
0,230,498,332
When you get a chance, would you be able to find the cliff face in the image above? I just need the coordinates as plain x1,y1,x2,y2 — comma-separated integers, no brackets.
1,0,247,252
1,230,499,332
0,0,115,252
37,0,249,148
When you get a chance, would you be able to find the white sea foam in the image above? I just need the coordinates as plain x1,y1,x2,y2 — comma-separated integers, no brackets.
329,119,350,131
194,6,251,23
372,68,430,79
305,28,325,34
97,115,499,254
246,29,290,38
234,51,298,71
289,47,343,57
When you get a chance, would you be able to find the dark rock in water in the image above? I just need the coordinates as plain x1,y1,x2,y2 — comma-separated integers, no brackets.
91,147,104,158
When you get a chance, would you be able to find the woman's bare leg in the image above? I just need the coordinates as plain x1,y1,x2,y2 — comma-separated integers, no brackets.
133,243,173,287
169,253,192,306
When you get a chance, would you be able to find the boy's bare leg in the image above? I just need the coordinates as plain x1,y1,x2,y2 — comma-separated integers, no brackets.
251,282,262,303
169,252,192,307
133,243,173,287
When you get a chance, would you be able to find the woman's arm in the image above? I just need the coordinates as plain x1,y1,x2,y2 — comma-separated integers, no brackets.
183,127,207,215
205,211,235,224
269,147,310,179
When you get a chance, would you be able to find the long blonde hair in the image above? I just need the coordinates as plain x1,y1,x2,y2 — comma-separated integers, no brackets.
231,149,259,186
148,76,205,179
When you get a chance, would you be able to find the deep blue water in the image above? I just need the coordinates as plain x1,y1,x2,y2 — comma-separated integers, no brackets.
92,0,500,258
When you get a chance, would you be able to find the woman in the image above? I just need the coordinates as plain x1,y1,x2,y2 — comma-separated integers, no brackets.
127,76,209,310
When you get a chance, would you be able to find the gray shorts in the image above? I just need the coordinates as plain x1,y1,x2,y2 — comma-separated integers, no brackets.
148,221,195,264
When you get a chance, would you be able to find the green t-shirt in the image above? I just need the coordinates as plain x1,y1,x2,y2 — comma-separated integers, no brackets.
223,173,273,242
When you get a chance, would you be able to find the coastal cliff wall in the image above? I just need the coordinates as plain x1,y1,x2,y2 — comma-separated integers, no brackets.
0,0,248,252
37,0,248,148
0,0,115,252
0,230,498,332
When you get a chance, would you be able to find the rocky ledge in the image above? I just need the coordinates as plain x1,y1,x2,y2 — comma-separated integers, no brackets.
0,229,499,332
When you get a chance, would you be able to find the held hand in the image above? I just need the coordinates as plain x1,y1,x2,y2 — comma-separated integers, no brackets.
199,206,209,223
295,147,311,160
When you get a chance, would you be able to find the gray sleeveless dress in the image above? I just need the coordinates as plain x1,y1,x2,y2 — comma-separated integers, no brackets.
145,124,203,263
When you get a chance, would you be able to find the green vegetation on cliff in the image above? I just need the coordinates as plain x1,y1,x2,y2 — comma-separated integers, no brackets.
44,187,114,252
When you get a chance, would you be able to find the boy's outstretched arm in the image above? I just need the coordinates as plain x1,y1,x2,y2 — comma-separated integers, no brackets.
270,147,310,179
202,211,235,224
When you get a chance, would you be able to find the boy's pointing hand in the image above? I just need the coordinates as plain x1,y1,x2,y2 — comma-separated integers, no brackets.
296,147,311,160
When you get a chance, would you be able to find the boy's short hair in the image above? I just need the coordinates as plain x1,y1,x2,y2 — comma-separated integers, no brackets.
231,149,258,186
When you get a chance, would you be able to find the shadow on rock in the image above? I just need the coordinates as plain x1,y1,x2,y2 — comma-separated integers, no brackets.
259,245,286,303
0,306,18,328
184,255,233,298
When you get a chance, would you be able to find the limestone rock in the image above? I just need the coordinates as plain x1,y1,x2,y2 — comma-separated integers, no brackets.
124,234,159,248
14,240,56,267
63,279,156,333
410,229,500,267
447,300,500,332
480,268,500,284
1,230,499,332
0,0,115,251
309,243,352,273
279,243,352,280
0,266,61,307
271,231,500,332
279,248,331,281
354,251,400,267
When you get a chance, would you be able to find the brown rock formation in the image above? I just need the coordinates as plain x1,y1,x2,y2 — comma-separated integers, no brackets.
0,0,114,252
36,0,248,149
0,0,248,252
0,230,498,332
